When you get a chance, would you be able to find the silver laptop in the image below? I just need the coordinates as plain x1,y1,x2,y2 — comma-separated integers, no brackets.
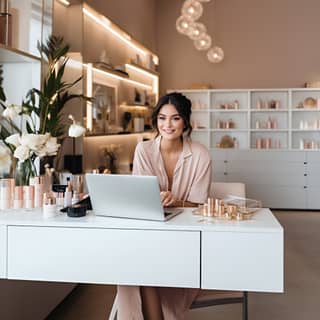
85,174,183,221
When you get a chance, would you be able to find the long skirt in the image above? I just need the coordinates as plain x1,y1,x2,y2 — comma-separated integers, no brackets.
117,285,199,320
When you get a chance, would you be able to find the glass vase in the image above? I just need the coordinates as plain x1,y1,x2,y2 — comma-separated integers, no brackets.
14,159,37,186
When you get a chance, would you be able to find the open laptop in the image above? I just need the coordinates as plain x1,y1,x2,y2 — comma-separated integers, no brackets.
85,174,183,221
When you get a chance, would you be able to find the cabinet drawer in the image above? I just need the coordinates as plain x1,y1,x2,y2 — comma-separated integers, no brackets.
0,225,6,278
8,227,200,288
202,231,283,292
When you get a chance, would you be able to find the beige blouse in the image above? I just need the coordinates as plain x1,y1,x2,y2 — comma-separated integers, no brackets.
132,135,212,204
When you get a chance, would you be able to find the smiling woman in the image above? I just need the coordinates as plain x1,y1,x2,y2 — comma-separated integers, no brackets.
117,92,212,320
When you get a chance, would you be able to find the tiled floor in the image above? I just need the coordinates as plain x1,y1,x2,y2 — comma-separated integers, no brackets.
46,211,320,320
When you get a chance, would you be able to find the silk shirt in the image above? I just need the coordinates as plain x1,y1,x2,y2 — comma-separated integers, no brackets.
132,135,212,204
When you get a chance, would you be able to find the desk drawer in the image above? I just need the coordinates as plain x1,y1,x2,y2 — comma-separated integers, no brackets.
8,226,200,288
0,225,6,278
202,231,283,292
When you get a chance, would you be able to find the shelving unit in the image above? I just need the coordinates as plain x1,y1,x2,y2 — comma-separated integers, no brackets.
180,88,320,150
177,88,320,209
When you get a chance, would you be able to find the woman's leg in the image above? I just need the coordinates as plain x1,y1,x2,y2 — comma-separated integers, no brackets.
140,286,164,320
117,285,144,320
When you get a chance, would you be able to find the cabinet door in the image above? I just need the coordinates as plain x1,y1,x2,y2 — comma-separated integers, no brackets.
202,231,283,292
210,149,227,182
225,150,306,208
246,184,306,209
0,225,6,278
8,226,200,288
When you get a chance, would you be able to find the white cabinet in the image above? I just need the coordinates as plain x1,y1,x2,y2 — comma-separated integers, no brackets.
178,88,320,209
180,88,320,150
210,149,309,209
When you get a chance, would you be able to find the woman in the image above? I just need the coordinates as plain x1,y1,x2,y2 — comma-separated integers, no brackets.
117,92,212,320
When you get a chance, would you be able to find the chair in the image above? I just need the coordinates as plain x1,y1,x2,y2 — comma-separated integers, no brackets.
108,182,247,320
190,181,248,320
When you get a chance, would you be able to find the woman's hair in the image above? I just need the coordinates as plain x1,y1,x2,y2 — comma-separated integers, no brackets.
152,92,192,136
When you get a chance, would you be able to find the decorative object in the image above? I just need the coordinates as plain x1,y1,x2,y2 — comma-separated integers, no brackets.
303,97,317,109
101,144,122,174
207,46,224,63
176,0,224,63
63,114,86,174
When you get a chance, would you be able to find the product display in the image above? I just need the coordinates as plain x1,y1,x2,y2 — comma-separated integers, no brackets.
182,88,320,150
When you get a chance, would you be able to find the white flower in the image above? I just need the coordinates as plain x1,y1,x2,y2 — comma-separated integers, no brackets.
69,123,86,137
5,133,21,147
0,144,12,173
68,114,86,137
14,145,30,162
2,104,22,120
20,133,48,151
36,135,60,157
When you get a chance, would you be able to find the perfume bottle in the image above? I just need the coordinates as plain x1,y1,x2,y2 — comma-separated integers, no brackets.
0,0,12,46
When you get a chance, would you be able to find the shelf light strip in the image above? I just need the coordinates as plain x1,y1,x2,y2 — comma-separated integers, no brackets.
125,63,158,80
57,0,70,6
91,65,153,90
83,7,147,57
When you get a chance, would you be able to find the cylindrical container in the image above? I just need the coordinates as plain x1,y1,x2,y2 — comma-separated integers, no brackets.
265,137,272,149
30,176,44,208
0,178,11,210
56,192,64,209
275,140,281,149
72,174,84,194
0,0,12,46
13,186,23,209
202,203,208,217
317,98,320,109
275,100,280,109
256,138,262,149
255,120,260,129
207,198,214,217
256,99,262,109
72,190,79,205
64,187,72,207
23,185,34,209
43,197,57,218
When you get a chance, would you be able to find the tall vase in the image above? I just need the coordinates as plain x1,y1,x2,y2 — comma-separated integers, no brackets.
14,159,37,186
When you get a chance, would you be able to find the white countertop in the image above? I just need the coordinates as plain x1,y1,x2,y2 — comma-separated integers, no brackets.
0,208,282,233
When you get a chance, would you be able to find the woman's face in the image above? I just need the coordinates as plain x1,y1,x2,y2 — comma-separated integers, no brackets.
157,103,185,141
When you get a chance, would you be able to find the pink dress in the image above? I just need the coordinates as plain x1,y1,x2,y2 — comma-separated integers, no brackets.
117,136,212,320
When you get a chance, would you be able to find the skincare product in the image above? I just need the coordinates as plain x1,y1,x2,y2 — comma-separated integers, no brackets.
43,196,57,218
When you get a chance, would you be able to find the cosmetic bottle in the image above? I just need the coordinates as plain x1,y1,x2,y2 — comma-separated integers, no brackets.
71,190,79,205
23,185,35,209
0,0,12,46
30,176,44,208
13,186,23,209
64,183,72,208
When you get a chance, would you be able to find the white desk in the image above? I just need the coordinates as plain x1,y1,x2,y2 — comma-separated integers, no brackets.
0,208,283,293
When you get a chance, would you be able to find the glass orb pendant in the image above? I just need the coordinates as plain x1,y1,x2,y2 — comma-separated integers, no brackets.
207,46,224,63
182,0,203,21
194,33,212,50
176,15,193,35
187,22,207,40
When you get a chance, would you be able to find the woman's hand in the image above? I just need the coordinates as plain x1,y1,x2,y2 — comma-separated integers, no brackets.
160,191,176,207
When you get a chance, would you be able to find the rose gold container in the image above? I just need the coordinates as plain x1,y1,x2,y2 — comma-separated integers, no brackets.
256,138,262,149
13,186,23,209
23,185,35,209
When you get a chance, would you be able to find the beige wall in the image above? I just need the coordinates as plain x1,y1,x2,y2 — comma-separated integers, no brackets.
156,0,320,93
86,0,157,52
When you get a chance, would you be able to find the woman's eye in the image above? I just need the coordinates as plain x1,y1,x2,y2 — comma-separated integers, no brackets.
158,116,166,120
173,117,181,121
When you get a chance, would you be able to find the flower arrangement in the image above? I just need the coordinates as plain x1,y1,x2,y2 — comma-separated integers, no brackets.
0,35,85,182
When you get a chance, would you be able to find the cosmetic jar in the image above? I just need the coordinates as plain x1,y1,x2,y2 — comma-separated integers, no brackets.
43,197,57,218
67,204,86,217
